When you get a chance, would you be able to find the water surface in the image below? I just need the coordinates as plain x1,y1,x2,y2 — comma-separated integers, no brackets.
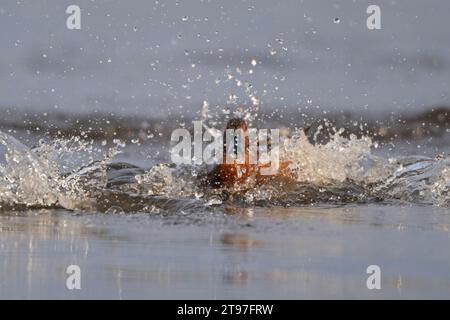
1,204,450,299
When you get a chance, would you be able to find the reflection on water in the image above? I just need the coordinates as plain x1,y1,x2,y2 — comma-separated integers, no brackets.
1,205,450,299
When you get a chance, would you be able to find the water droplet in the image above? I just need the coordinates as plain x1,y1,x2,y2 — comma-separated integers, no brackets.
334,17,340,24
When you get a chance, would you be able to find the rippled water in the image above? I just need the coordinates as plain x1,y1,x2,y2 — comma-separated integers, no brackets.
1,204,450,299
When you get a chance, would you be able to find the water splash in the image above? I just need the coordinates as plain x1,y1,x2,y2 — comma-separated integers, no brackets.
0,131,116,211
0,131,59,207
1,129,449,213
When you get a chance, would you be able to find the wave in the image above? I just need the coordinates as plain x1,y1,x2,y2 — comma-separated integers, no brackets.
1,127,449,213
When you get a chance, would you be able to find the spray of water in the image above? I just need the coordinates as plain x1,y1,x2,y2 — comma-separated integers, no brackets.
1,128,449,213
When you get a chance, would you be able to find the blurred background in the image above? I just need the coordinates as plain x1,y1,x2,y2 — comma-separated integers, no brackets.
0,0,449,144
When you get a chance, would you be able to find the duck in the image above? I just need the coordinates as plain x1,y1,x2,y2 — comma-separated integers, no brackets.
204,118,291,188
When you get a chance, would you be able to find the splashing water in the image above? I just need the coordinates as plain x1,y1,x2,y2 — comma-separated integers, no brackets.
0,131,59,207
0,131,118,211
0,128,449,213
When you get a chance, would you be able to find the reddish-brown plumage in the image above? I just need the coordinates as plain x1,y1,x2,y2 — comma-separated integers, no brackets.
206,118,291,188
